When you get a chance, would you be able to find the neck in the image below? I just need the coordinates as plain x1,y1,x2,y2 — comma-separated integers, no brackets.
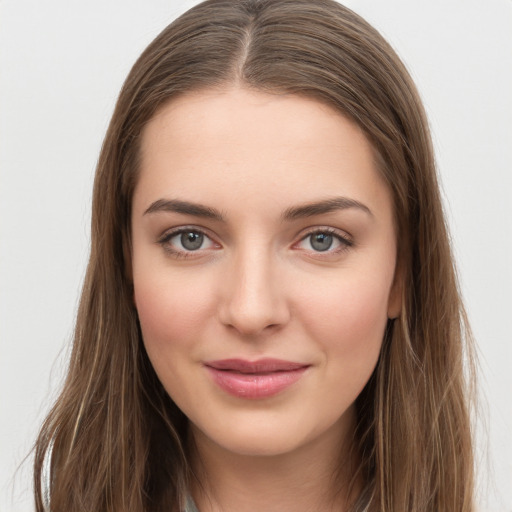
188,412,361,512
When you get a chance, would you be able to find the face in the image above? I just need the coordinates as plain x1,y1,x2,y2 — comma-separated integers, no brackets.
131,88,400,458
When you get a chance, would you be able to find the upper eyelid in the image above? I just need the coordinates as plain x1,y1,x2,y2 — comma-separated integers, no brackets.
296,226,353,242
158,225,217,242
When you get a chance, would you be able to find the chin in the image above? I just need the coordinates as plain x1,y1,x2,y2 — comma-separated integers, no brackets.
189,406,351,459
195,426,308,458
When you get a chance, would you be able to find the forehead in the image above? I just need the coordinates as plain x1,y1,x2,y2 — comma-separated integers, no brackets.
134,87,392,221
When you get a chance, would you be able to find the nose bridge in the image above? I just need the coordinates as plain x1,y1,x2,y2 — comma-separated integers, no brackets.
220,239,288,335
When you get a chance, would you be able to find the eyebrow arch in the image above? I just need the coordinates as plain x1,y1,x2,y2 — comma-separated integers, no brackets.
282,197,373,220
143,199,225,221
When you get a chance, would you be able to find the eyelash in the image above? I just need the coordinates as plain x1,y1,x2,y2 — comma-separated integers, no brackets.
296,227,354,256
157,226,219,259
157,226,354,259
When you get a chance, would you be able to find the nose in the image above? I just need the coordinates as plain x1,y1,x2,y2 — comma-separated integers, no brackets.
218,247,290,336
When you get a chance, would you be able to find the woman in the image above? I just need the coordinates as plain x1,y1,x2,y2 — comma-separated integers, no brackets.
33,0,476,510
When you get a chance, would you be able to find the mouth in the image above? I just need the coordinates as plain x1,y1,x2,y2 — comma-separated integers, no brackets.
204,358,310,399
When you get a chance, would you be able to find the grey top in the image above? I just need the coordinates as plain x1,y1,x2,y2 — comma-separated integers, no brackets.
184,495,370,511
185,495,200,512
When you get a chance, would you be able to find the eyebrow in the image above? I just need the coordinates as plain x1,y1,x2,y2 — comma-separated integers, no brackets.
143,196,372,221
282,197,373,220
144,199,225,221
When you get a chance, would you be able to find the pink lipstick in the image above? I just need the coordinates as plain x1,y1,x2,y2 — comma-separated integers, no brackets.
204,358,309,399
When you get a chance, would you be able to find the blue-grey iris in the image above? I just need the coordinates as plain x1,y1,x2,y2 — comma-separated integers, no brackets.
181,231,203,250
310,233,333,251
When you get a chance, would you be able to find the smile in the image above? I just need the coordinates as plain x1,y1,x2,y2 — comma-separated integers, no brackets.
204,358,310,399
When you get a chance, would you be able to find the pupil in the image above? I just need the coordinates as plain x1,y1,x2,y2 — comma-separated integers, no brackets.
311,233,333,251
181,231,203,250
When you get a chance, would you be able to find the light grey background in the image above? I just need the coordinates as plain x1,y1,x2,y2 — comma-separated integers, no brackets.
1,1,511,511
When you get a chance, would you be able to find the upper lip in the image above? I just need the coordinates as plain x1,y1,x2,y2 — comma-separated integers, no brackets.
205,358,309,373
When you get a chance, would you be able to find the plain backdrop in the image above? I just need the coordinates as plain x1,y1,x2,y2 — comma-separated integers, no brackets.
1,1,511,511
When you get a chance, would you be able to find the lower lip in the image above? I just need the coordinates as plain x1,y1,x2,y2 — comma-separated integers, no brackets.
205,366,308,399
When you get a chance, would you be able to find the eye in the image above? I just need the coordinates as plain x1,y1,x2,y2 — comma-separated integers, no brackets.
295,229,353,253
309,232,335,252
158,227,219,257
175,231,206,251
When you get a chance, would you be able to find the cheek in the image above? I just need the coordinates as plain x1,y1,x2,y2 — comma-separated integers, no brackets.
134,270,214,355
297,270,391,370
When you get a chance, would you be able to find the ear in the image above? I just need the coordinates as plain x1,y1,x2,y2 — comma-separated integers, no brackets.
387,263,403,319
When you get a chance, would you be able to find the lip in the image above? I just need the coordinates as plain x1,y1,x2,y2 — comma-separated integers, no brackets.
204,358,310,399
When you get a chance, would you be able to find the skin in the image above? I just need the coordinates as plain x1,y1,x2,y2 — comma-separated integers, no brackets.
131,87,401,512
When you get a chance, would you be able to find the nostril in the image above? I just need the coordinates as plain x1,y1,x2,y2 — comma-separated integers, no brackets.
219,298,290,337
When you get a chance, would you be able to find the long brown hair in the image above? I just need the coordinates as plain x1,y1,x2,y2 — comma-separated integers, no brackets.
33,1,476,510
